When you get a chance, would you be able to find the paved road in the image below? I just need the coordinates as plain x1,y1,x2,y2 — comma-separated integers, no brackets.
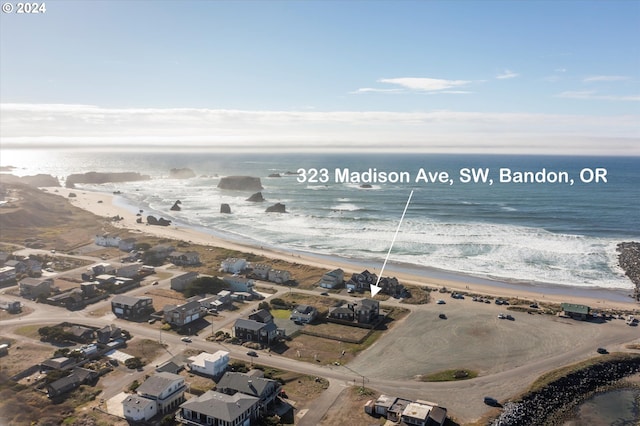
3,248,640,424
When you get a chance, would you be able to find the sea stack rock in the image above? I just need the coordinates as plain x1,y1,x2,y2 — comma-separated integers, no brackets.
170,200,182,211
217,176,263,191
265,203,287,213
268,173,281,178
147,215,172,226
246,192,265,202
65,171,150,188
220,204,231,214
169,168,196,179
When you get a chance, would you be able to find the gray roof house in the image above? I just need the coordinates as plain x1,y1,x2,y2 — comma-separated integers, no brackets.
289,304,318,324
216,371,281,414
124,372,186,421
233,318,278,345
178,390,259,426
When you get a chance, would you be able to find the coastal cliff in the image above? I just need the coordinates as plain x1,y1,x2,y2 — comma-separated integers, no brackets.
1,174,60,187
618,242,640,299
66,172,151,188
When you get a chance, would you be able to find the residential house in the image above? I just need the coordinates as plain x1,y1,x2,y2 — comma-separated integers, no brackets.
178,390,259,426
0,251,9,266
267,269,291,284
378,276,404,297
18,277,53,299
221,257,247,274
40,356,73,371
164,300,203,327
95,233,121,247
355,299,379,324
328,306,354,322
318,268,344,289
0,266,16,283
90,263,116,276
248,309,273,324
233,319,278,345
112,294,154,320
0,300,21,313
346,270,377,292
250,263,271,280
23,258,43,276
115,263,141,278
96,324,121,344
171,271,199,291
289,305,318,324
46,367,98,398
46,288,84,309
188,351,230,378
123,372,186,421
401,401,447,426
5,260,26,275
223,276,254,293
69,325,95,342
169,251,201,266
198,291,231,311
123,394,158,422
216,371,281,414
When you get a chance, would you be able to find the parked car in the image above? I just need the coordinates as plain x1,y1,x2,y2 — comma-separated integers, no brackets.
152,281,159,285
483,397,500,406
436,299,446,305
320,292,329,296
246,350,258,357
181,337,192,343
148,318,156,324
438,313,447,319
597,347,608,354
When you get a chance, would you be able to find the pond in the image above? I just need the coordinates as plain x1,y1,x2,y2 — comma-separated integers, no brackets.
563,388,640,426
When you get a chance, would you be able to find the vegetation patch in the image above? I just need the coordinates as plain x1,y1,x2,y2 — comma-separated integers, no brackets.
419,369,478,382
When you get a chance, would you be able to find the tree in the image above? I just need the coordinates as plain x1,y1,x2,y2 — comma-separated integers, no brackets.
125,357,144,370
183,276,228,298
258,301,270,311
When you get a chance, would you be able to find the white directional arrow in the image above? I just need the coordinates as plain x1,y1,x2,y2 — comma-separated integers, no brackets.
371,190,413,297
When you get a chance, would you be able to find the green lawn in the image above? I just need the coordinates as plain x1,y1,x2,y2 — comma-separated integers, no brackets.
271,309,291,319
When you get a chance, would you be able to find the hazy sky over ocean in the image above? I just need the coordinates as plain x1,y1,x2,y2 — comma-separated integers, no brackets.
1,0,638,154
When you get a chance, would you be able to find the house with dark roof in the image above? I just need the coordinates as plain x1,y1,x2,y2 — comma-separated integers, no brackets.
111,294,154,320
163,300,203,327
18,277,53,299
46,367,98,398
178,390,259,426
328,299,379,325
216,371,281,415
233,318,278,345
289,304,318,324
169,251,201,266
248,308,273,324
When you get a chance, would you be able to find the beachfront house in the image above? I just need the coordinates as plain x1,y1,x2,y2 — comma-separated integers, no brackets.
169,251,201,266
221,257,247,274
250,263,271,280
346,270,377,292
328,299,379,325
318,268,344,289
268,269,291,284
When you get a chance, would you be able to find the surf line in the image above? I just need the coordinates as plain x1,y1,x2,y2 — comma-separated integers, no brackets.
371,190,414,297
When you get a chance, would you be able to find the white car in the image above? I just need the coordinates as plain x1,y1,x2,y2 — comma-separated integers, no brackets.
180,337,192,343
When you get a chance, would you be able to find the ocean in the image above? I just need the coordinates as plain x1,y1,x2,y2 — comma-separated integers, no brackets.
2,150,639,292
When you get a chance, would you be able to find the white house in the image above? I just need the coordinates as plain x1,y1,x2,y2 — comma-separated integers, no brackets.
115,263,141,278
250,263,271,280
223,276,255,293
95,233,121,247
268,269,291,284
122,395,157,422
221,257,247,274
188,350,229,378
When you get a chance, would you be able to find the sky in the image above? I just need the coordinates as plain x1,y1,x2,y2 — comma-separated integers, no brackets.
0,0,639,154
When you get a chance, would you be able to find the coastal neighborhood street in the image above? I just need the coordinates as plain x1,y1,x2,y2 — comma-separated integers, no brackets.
2,240,640,425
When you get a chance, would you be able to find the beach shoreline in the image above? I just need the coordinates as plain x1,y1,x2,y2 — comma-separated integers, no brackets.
51,186,639,311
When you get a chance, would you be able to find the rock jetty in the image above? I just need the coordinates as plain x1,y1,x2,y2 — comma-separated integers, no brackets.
217,176,263,191
617,242,640,300
490,355,640,426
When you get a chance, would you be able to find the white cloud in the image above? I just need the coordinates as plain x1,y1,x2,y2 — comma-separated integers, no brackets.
556,91,640,101
349,87,404,94
0,103,638,155
583,75,630,83
496,69,519,79
377,77,472,92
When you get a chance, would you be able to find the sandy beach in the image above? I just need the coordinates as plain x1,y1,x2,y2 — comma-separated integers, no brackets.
52,186,639,311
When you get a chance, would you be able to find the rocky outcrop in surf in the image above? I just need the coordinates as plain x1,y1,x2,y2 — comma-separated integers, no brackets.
217,176,263,191
220,204,231,214
265,203,287,213
170,200,182,211
169,168,196,179
147,215,171,226
246,192,265,202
